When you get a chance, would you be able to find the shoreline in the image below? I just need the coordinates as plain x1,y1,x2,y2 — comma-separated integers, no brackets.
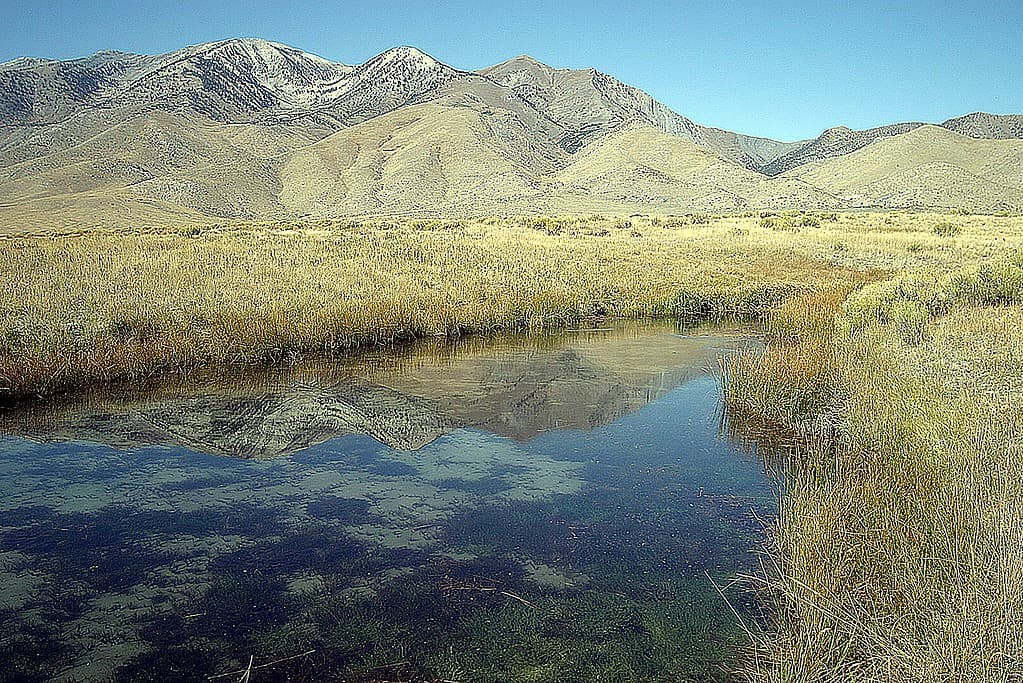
2,212,890,407
3,210,1023,677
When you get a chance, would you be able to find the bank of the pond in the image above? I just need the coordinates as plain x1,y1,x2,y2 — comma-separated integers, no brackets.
2,214,890,405
721,256,1023,681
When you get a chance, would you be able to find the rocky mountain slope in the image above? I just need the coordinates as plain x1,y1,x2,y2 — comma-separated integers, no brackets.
762,114,1023,176
942,112,1023,140
0,39,461,128
0,38,1020,227
481,55,804,169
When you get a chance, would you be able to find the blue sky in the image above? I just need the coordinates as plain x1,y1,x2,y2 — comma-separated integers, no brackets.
2,0,1020,141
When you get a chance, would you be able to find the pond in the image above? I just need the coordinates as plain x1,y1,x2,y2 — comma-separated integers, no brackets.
0,321,773,682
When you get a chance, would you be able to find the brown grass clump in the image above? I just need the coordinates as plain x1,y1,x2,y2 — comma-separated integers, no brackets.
720,288,850,433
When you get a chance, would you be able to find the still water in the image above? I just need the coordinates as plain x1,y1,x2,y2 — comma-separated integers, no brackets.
0,322,772,682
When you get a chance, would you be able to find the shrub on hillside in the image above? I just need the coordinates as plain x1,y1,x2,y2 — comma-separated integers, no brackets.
932,221,962,237
760,215,799,231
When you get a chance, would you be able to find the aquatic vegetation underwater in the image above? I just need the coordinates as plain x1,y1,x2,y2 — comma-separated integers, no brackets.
0,327,772,682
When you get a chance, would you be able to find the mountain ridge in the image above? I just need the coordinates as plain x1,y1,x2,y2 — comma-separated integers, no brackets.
6,39,1019,161
1,38,1021,227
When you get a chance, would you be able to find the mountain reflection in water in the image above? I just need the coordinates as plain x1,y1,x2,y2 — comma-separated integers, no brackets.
0,321,773,683
3,322,738,456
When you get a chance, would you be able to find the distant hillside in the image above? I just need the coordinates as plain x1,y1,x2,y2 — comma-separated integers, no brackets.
0,38,1020,227
941,112,1023,140
549,125,762,211
762,114,1023,176
761,123,924,176
481,55,802,169
280,101,555,216
783,126,1023,211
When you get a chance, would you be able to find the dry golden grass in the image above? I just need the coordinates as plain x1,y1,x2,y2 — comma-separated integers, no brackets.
3,210,1020,403
722,259,1023,681
0,213,850,401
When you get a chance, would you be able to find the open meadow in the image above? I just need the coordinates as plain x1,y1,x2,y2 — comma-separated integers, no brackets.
3,210,1023,680
2,210,1017,402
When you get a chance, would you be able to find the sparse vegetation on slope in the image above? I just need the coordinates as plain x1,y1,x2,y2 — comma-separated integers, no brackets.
2,41,1022,228
784,126,1023,212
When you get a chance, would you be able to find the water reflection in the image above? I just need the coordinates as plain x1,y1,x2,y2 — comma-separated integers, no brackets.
2,322,733,457
0,322,772,682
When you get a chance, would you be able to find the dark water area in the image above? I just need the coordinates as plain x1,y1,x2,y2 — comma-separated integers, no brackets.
0,322,773,682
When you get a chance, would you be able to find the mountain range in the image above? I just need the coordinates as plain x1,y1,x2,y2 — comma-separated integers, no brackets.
1,38,1021,228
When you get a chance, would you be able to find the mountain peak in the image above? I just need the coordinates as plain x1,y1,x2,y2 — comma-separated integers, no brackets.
187,37,344,67
371,46,446,69
91,49,138,58
210,37,283,48
0,56,54,70
186,37,284,57
508,54,553,68
351,46,459,83
480,54,556,77
198,37,311,51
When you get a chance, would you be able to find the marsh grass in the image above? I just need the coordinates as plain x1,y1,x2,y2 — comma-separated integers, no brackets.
7,210,1021,403
719,289,849,435
722,262,1023,681
0,213,894,403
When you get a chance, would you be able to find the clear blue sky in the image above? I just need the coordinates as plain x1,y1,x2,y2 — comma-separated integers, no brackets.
2,0,1020,141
